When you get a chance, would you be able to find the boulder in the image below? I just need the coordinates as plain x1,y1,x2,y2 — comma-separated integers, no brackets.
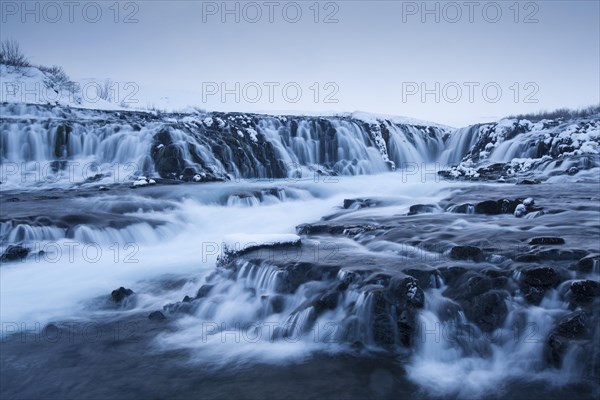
546,312,589,367
464,290,509,332
572,256,599,273
529,237,565,245
475,199,520,215
522,266,560,287
0,245,29,262
111,287,134,303
519,266,561,304
407,204,438,215
449,245,484,262
148,311,166,321
195,284,214,299
569,280,600,306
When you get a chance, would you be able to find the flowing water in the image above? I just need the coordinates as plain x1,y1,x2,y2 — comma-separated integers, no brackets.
1,104,599,399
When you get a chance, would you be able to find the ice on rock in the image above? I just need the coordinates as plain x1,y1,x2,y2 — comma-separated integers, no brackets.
132,176,156,187
193,173,206,182
246,128,259,142
514,204,527,217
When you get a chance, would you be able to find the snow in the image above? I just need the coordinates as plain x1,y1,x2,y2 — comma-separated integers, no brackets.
443,162,480,178
0,65,129,111
246,128,259,142
132,177,156,187
348,111,453,130
222,233,301,253
193,173,206,182
514,204,527,218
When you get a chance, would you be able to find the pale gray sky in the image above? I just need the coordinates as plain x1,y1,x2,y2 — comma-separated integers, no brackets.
1,0,599,127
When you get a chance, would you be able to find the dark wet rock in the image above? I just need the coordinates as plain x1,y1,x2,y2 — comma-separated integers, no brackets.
464,290,509,332
384,277,420,306
110,287,134,303
520,284,548,305
572,255,600,273
447,203,474,213
312,291,339,314
407,204,439,215
436,299,463,322
153,141,185,179
148,311,166,321
438,266,469,286
296,223,344,236
0,245,30,262
529,237,565,245
352,277,425,347
519,266,561,304
264,294,285,313
343,225,378,237
546,312,590,367
195,284,214,299
162,300,195,315
482,267,511,279
568,280,600,306
448,198,533,215
343,198,378,209
475,199,521,215
515,249,588,262
449,245,484,262
281,262,341,294
517,179,540,185
404,268,440,289
219,240,301,265
364,272,393,287
370,289,397,346
555,311,589,338
476,163,512,181
84,173,104,183
390,277,425,308
443,271,493,301
521,266,560,287
296,223,379,237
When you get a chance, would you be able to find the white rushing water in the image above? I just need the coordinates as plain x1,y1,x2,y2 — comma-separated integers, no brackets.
0,171,457,328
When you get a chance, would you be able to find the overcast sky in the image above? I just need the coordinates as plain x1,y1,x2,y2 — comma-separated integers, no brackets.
2,0,599,127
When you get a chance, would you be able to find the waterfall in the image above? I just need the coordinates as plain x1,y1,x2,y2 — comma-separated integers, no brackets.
439,124,482,165
0,103,452,187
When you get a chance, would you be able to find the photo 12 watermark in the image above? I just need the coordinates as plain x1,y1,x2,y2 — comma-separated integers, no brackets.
401,1,540,23
200,81,340,104
1,79,140,106
401,81,540,104
1,1,140,24
200,1,340,23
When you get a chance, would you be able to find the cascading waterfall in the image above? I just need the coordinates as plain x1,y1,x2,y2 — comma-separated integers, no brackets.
407,277,597,398
2,103,599,399
2,104,598,186
439,124,482,165
0,103,456,187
